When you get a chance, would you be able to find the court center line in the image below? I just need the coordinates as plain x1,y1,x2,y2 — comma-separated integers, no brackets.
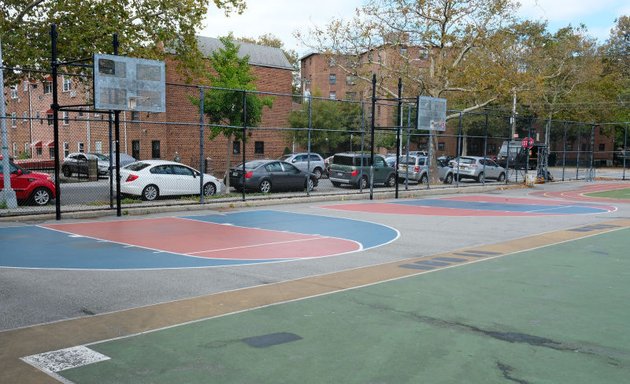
186,237,331,255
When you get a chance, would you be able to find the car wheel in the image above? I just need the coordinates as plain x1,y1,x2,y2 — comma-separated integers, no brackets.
386,174,396,187
477,172,485,183
62,166,72,177
358,176,369,189
30,187,52,206
497,172,506,182
259,179,272,193
203,182,217,196
141,184,159,201
312,167,323,179
444,173,453,184
305,178,315,191
420,174,428,184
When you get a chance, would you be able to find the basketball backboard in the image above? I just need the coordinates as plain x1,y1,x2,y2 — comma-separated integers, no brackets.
417,96,447,131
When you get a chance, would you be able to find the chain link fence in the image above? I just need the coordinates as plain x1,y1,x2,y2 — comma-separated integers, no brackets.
2,72,628,218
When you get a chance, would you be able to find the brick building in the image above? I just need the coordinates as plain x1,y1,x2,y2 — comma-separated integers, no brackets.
3,36,294,176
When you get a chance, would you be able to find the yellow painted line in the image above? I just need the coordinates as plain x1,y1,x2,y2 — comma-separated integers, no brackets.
2,218,630,383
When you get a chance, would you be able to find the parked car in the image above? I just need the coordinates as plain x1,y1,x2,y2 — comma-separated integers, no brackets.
329,153,396,189
279,153,326,179
0,156,56,206
398,155,455,184
450,156,506,182
61,152,109,178
119,160,225,201
227,159,318,193
385,155,397,168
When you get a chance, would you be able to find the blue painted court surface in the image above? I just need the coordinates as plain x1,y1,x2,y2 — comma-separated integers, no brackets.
0,210,398,270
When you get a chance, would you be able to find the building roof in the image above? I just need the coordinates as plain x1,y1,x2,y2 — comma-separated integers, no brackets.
196,36,293,71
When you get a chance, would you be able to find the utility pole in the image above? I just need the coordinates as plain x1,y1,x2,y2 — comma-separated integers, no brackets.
0,39,18,208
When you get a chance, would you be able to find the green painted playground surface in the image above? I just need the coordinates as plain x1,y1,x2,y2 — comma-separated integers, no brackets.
62,229,630,384
586,187,630,200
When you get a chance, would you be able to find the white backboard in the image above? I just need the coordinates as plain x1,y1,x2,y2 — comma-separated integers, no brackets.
93,54,165,112
417,96,447,131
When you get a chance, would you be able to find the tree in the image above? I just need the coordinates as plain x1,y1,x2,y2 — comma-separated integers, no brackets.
195,36,272,186
236,34,300,94
288,96,363,156
0,0,246,81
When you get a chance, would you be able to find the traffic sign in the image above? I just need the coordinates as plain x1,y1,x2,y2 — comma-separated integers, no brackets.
521,137,534,149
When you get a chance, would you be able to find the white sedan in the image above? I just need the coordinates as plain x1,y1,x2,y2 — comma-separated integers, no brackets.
120,160,226,201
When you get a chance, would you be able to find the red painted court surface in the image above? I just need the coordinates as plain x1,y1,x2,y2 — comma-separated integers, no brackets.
534,182,630,203
323,195,615,216
45,217,360,260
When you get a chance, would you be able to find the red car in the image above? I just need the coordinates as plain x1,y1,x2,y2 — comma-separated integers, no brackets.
0,157,56,206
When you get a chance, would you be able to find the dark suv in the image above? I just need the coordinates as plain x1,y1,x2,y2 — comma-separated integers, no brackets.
329,153,396,189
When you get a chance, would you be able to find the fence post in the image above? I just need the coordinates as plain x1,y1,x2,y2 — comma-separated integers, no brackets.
623,123,628,180
199,87,205,203
241,90,247,202
369,74,376,200
395,78,402,198
50,24,62,220
576,124,582,180
306,92,312,197
562,122,567,181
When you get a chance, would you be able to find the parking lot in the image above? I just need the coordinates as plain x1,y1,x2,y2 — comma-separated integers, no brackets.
1,180,629,383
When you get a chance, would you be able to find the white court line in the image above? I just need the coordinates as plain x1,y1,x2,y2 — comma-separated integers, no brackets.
187,237,329,255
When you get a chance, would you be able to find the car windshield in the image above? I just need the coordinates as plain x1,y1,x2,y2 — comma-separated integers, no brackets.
91,153,109,161
459,157,475,164
237,160,268,170
125,162,151,171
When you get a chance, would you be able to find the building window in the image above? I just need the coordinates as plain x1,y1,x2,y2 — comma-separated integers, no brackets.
78,142,85,153
329,91,336,100
22,111,28,122
62,76,72,92
62,111,70,125
36,146,42,156
25,143,29,154
346,75,356,85
254,141,264,154
23,81,29,92
43,81,53,94
49,146,55,159
95,141,103,154
329,74,336,85
438,142,445,151
400,47,408,56
10,86,18,99
64,142,69,157
419,48,429,59
598,143,605,151
581,143,587,152
131,111,140,121
233,140,241,154
11,112,17,127
47,113,53,125
152,140,161,159
328,57,336,67
12,142,17,157
132,140,140,160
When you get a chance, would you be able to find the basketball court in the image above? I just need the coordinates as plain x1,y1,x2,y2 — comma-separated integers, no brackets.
2,181,630,383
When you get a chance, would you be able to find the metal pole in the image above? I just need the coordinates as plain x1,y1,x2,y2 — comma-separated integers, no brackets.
456,111,462,186
587,124,595,182
113,34,122,216
306,93,312,197
482,111,488,185
369,74,376,200
395,78,402,198
51,24,62,220
623,123,628,180
199,87,205,203
108,113,114,208
241,90,247,202
562,122,567,181
0,39,18,208
576,124,582,180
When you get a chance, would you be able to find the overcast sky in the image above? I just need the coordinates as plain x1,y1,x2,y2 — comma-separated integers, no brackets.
201,0,628,55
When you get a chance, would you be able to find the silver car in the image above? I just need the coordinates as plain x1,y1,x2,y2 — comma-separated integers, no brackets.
398,155,455,184
450,156,506,182
279,153,326,179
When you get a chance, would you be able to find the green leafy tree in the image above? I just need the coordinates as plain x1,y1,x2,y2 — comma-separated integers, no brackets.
197,36,272,185
288,96,363,156
236,34,300,93
0,0,246,81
